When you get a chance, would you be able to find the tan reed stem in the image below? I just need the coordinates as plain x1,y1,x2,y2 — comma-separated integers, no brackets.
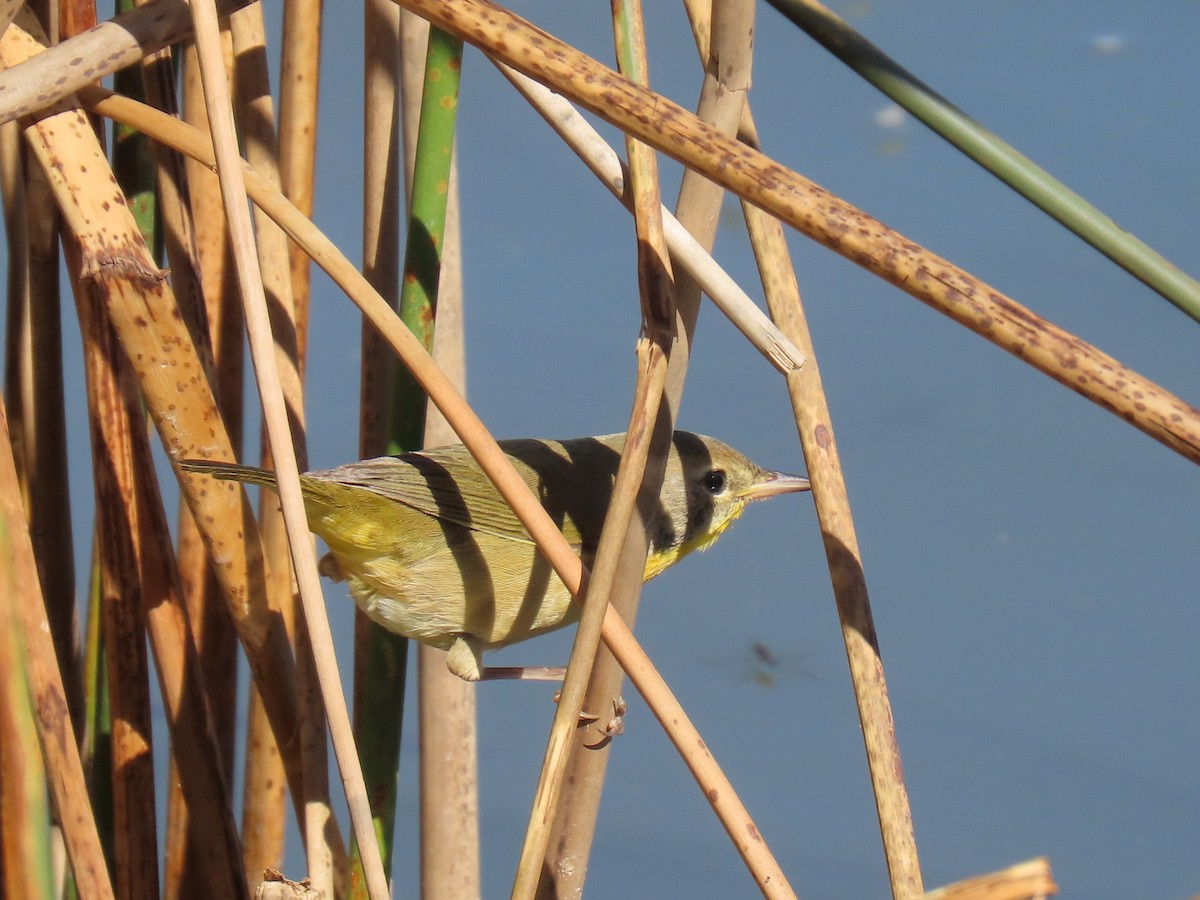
516,1,682,895
229,4,332,889
77,275,161,900
737,113,924,897
538,2,760,893
166,30,243,900
0,401,113,898
188,1,386,895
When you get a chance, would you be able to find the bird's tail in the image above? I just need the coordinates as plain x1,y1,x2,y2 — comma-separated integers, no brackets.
178,459,280,491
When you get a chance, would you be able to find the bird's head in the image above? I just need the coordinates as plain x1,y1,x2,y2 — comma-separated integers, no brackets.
644,432,811,578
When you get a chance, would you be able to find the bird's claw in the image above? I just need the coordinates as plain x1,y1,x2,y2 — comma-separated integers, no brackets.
552,692,627,735
590,696,627,743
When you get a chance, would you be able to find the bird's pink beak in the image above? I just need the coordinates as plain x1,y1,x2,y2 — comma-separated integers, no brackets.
739,471,811,502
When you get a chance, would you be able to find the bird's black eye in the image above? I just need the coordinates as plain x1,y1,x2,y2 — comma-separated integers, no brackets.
704,469,727,494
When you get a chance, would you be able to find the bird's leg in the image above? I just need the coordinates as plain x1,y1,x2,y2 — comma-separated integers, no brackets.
445,636,624,733
446,634,567,682
480,666,567,681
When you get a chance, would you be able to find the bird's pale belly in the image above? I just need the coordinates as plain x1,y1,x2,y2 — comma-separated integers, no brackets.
328,536,583,650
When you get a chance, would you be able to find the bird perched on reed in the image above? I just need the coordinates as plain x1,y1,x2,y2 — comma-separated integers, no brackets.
181,431,810,681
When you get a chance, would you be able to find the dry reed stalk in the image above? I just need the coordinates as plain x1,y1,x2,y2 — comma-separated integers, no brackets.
278,0,321,353
359,0,402,464
230,4,305,437
514,354,674,899
392,0,1200,467
2,12,79,747
397,10,481,897
277,20,329,873
0,653,52,895
0,402,113,898
735,121,924,897
278,0,319,345
0,0,22,33
77,294,160,900
55,6,160,896
228,5,332,889
515,2,681,895
73,85,796,896
241,679,288,887
1,121,81,737
22,8,244,894
0,472,53,900
59,0,98,46
0,19,320,855
673,0,756,381
166,33,242,900
130,2,207,341
682,0,924,883
490,63,802,373
121,375,249,897
0,0,253,124
925,857,1057,900
187,2,382,896
685,10,926,900
414,309,476,897
539,4,758,892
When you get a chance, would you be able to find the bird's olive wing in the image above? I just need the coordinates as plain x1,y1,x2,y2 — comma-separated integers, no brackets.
307,438,619,550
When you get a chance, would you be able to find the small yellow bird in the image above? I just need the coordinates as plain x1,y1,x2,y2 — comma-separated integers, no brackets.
180,431,809,681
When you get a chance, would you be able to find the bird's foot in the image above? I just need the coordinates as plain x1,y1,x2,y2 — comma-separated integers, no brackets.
552,692,627,739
